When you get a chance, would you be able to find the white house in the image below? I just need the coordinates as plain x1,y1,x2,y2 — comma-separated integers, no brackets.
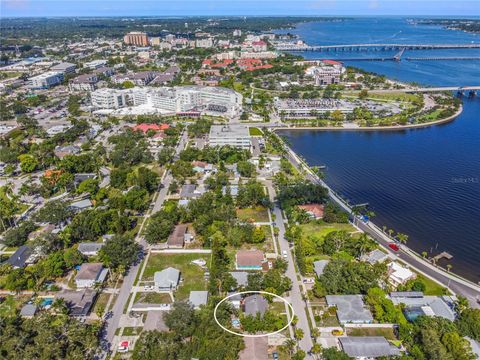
75,263,108,288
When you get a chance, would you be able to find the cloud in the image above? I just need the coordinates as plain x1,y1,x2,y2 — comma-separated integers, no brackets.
368,0,380,9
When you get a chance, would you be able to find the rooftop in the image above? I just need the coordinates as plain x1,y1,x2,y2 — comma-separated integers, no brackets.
75,262,107,282
154,267,180,289
78,242,104,254
209,124,250,138
189,291,209,309
339,337,401,358
244,294,268,317
313,260,329,278
326,295,373,324
5,245,33,268
236,250,264,268
55,289,96,317
167,224,188,247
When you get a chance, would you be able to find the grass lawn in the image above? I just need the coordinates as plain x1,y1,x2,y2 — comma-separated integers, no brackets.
0,296,19,318
248,127,263,136
237,206,270,223
122,326,142,336
143,253,210,301
313,305,340,327
134,292,172,304
347,327,397,340
92,292,110,317
417,274,449,296
299,222,357,251
270,301,287,314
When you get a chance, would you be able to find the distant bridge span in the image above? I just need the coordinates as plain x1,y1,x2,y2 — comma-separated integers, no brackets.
372,86,480,93
276,43,480,52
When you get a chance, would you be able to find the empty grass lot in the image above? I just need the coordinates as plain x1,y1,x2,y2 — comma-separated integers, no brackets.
134,292,172,304
237,206,270,223
347,326,397,340
143,253,211,300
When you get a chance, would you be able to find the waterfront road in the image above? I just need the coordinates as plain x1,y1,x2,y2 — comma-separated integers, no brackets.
285,146,480,309
266,181,314,357
102,131,188,352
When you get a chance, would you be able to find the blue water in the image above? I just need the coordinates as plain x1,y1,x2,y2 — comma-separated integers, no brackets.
278,17,480,282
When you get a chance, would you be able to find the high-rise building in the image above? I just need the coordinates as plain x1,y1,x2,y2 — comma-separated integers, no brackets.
123,32,149,46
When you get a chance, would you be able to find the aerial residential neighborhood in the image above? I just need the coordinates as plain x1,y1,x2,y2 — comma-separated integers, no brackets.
1,6,480,360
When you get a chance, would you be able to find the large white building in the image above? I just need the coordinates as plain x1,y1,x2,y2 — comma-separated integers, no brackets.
91,88,127,109
91,85,242,116
29,71,64,89
196,38,213,48
208,125,251,149
84,59,108,70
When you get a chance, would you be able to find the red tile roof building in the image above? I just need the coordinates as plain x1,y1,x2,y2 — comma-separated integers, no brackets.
132,123,170,134
297,204,325,219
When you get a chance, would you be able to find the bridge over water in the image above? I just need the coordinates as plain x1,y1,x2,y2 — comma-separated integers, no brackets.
276,43,480,52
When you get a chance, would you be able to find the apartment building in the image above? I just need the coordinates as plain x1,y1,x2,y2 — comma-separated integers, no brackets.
91,88,126,109
29,71,64,89
123,31,149,46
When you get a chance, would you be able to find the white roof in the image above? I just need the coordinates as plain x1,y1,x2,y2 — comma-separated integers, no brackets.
390,262,414,281
154,267,180,289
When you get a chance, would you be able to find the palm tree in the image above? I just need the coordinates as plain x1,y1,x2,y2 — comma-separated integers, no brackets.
387,229,395,238
311,327,320,340
446,264,452,272
311,343,323,358
397,233,409,245
283,338,297,356
295,328,304,341
421,251,428,259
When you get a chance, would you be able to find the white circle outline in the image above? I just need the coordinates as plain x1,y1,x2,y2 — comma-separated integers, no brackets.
213,290,295,337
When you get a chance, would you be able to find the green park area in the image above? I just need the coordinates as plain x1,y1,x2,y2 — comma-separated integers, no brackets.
249,127,263,136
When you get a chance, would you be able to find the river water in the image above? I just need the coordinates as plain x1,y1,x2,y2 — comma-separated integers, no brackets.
277,17,480,282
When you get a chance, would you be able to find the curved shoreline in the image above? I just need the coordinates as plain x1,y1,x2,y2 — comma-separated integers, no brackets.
275,105,463,132
278,139,480,303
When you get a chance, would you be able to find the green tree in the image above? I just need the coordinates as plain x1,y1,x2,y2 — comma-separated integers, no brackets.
99,234,141,273
18,154,38,173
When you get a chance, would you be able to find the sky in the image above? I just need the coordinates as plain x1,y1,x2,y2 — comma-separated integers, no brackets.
1,0,479,17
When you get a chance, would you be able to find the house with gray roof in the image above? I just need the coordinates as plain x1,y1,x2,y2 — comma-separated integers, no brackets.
5,245,33,268
189,291,209,309
75,263,108,288
180,184,197,198
78,242,104,256
69,199,93,212
339,337,401,358
361,249,389,265
20,303,37,318
243,294,268,317
154,267,180,291
55,289,96,317
326,295,373,324
313,260,329,278
389,292,456,321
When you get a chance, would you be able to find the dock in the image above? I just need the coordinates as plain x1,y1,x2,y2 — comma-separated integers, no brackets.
432,251,453,262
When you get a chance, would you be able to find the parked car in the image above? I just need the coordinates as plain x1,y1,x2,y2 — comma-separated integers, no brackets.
332,329,344,336
388,243,399,251
282,250,288,259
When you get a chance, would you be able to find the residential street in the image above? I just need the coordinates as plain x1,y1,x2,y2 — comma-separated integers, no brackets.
102,130,188,352
266,181,314,357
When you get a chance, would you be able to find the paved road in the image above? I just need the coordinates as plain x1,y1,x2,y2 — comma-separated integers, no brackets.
265,182,314,357
285,146,480,309
102,131,188,351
